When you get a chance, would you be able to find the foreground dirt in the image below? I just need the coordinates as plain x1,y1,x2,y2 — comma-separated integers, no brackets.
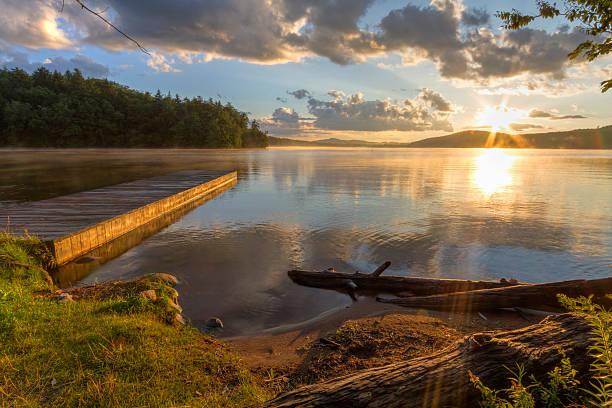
287,314,459,386
228,296,543,391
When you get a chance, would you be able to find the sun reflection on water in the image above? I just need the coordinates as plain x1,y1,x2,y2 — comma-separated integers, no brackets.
472,149,515,196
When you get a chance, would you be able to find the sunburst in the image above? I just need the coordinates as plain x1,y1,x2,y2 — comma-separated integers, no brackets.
475,105,525,133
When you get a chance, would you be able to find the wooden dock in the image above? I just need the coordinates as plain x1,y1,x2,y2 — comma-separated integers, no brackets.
1,170,237,264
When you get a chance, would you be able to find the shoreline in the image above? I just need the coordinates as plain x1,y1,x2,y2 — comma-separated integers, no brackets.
225,294,537,375
60,272,540,379
3,233,590,407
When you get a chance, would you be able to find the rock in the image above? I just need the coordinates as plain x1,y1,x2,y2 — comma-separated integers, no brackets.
169,300,182,313
205,317,223,329
168,288,179,303
139,289,157,301
57,292,73,303
173,314,186,325
141,273,178,286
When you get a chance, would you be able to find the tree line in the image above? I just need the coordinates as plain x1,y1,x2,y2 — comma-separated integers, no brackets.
0,68,268,148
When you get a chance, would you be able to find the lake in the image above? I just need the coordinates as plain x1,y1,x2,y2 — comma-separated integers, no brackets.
1,148,611,336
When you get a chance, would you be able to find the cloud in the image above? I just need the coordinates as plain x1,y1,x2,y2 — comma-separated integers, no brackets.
259,106,313,136
462,27,589,82
0,0,593,85
461,7,489,26
277,88,454,133
0,45,109,77
553,114,588,120
509,123,545,132
528,109,587,120
146,52,180,72
0,0,72,49
375,0,466,78
287,89,311,100
268,107,301,124
418,88,454,112
528,109,554,118
472,63,608,97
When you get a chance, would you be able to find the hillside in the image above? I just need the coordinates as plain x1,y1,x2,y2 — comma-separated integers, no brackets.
0,68,268,148
268,126,612,149
408,127,612,149
267,136,406,147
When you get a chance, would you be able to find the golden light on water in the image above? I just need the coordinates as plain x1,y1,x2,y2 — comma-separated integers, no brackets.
472,149,515,196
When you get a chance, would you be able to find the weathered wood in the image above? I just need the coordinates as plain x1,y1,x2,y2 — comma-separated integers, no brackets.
261,313,593,407
370,261,391,277
288,269,520,296
376,277,612,312
1,170,237,264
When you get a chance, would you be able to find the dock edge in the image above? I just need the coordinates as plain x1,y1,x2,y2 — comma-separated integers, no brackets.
49,171,237,265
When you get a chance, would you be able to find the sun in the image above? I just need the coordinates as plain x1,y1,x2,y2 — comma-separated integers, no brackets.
475,105,525,133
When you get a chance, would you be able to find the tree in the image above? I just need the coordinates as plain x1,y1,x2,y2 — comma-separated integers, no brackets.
0,68,268,148
497,0,612,92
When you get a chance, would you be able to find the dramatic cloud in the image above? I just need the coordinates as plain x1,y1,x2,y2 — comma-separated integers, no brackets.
262,88,454,135
0,0,72,49
528,109,588,120
462,27,589,82
1,0,592,84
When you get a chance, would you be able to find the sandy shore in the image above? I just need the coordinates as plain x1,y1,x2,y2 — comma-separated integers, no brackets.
226,295,538,378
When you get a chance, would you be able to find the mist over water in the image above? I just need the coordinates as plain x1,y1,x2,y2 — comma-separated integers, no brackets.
1,148,611,335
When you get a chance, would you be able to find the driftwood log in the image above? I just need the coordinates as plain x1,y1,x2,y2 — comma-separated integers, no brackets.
261,313,593,408
288,262,520,296
377,276,612,312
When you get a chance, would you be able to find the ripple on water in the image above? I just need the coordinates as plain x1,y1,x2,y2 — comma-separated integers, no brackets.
3,148,610,335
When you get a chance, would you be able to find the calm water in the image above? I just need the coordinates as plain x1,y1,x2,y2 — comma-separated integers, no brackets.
1,148,611,335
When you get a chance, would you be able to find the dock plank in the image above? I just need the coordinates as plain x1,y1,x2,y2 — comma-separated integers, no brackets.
1,170,237,264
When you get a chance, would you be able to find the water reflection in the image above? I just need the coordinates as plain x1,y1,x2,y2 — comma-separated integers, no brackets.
472,149,515,196
1,148,610,336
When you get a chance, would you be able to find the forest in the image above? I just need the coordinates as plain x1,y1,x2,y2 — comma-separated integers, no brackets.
0,68,268,148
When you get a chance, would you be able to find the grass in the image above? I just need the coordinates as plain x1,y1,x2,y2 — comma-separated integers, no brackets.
0,233,273,407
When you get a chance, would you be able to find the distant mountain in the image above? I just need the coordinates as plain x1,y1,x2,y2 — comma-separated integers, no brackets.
268,125,612,149
267,136,410,147
408,127,612,149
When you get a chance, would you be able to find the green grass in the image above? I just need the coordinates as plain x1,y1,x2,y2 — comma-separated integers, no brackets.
0,234,272,407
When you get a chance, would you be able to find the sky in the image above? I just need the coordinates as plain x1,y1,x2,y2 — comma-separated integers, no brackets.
1,0,611,142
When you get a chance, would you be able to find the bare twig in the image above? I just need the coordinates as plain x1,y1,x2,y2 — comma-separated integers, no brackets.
73,0,150,55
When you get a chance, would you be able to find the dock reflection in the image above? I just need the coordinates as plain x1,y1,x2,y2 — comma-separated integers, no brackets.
53,178,237,287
